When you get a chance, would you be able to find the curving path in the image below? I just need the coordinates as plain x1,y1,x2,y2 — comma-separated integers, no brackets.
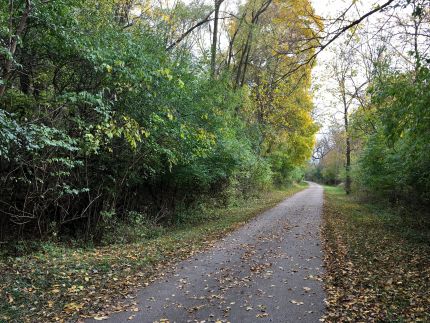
91,182,325,323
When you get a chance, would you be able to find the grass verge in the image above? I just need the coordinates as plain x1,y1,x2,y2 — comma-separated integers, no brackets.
0,183,307,322
322,186,430,322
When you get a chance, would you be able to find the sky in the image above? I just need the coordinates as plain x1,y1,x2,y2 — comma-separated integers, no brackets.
310,0,341,134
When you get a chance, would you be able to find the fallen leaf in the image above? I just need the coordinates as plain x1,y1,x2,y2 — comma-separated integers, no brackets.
93,316,109,320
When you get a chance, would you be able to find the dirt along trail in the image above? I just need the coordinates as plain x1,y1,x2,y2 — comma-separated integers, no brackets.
91,182,325,323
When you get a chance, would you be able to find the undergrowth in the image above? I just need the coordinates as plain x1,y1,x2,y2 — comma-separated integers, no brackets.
322,186,430,322
0,183,307,322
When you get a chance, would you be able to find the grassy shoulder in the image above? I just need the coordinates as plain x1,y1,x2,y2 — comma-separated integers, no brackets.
0,182,308,322
322,186,430,322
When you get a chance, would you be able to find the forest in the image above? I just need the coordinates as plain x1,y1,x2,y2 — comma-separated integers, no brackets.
0,0,429,322
0,0,319,243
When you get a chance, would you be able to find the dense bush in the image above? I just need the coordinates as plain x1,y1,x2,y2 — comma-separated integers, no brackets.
354,66,430,205
0,0,316,243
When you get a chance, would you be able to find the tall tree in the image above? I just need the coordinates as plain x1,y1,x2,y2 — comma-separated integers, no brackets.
225,0,321,182
0,0,32,96
210,0,223,76
328,44,366,194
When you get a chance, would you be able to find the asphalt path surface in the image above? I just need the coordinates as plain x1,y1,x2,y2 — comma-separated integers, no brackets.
90,182,325,323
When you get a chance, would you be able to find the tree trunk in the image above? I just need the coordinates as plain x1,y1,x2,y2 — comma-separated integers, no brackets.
344,99,351,195
0,0,31,96
210,0,221,77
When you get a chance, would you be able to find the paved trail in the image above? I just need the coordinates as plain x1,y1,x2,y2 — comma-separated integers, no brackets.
95,182,325,323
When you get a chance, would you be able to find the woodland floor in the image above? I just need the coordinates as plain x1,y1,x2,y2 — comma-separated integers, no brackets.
0,184,308,322
322,186,430,322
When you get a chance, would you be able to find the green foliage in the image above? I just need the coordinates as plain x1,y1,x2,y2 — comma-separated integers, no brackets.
354,66,430,204
0,0,315,242
0,110,20,158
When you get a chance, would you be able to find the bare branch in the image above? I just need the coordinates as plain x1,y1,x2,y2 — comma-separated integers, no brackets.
166,8,215,50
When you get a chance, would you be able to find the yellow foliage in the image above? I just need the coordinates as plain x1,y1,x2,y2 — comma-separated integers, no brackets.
230,0,321,169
